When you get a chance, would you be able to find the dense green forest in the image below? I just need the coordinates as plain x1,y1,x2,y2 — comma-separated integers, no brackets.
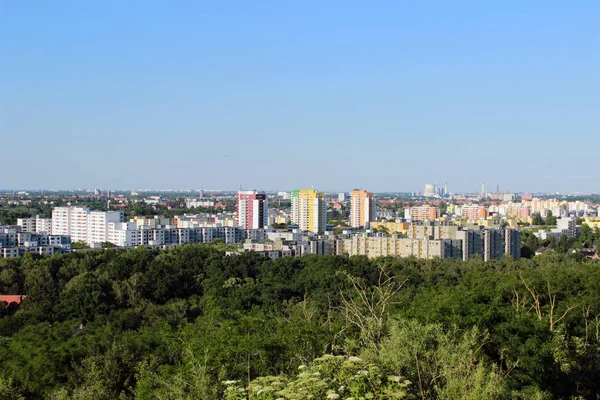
1,247,599,399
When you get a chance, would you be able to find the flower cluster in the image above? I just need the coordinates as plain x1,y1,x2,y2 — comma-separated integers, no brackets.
222,354,413,400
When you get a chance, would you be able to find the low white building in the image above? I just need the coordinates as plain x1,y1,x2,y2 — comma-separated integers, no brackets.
108,222,142,247
535,217,579,241
185,198,215,208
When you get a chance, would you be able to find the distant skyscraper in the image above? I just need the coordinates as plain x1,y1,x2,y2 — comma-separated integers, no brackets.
236,190,268,229
338,192,346,202
481,182,485,196
444,182,448,196
350,189,376,228
291,189,326,233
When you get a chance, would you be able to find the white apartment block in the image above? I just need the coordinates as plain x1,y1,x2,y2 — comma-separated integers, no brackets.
17,216,52,234
51,207,123,246
88,211,123,246
71,207,91,243
16,217,36,233
51,207,72,237
35,216,53,234
108,222,142,247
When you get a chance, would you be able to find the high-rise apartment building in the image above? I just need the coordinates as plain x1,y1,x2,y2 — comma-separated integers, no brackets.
51,207,90,243
237,190,268,229
70,207,91,243
350,189,376,228
51,207,123,246
483,229,504,261
88,211,124,245
455,228,484,261
291,189,326,233
51,207,72,237
503,228,521,259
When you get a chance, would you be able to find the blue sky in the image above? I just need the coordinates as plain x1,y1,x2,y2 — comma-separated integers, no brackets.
1,1,598,193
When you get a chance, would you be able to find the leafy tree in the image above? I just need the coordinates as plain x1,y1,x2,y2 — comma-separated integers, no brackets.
532,213,544,226
579,224,594,246
0,244,599,398
339,264,406,348
439,201,448,215
0,376,24,400
368,319,513,399
521,230,542,258
545,211,557,227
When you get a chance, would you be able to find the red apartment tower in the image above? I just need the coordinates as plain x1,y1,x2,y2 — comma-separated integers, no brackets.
236,190,268,229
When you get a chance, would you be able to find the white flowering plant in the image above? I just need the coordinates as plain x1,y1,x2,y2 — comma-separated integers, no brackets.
222,354,413,399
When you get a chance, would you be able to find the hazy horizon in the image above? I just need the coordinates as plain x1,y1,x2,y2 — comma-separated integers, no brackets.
1,187,598,197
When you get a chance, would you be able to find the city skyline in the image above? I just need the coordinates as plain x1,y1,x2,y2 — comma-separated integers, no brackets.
1,185,599,196
2,2,599,192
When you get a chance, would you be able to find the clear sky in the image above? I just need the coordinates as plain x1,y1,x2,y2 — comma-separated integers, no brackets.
1,1,598,193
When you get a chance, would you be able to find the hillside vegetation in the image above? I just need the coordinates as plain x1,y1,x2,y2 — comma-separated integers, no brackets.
1,247,599,399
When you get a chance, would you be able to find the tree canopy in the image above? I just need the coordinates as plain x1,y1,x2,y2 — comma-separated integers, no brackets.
0,246,599,398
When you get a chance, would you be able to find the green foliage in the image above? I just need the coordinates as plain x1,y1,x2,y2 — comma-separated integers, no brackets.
373,225,390,235
545,211,557,227
0,204,53,225
223,354,412,400
521,230,542,258
328,216,348,227
369,319,512,399
531,213,544,226
135,347,223,400
439,201,448,215
0,376,24,400
0,247,599,398
578,223,600,247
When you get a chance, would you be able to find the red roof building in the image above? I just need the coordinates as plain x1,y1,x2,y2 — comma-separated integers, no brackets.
0,295,26,306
